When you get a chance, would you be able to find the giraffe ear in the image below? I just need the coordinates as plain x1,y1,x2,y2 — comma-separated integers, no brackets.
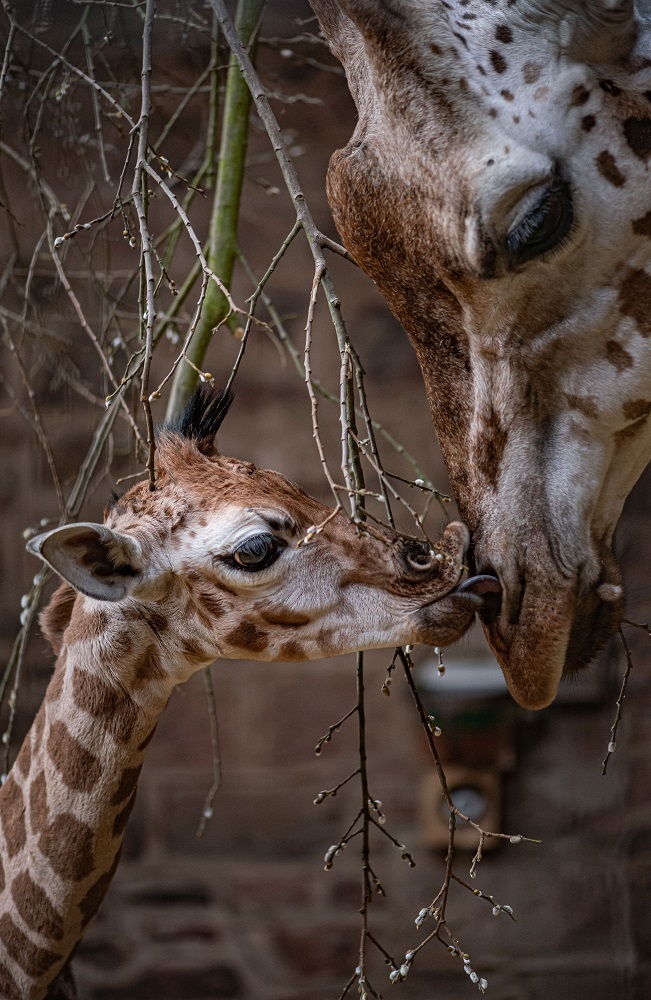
26,523,143,602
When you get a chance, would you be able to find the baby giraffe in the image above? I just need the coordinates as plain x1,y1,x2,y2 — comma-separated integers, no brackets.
0,387,497,999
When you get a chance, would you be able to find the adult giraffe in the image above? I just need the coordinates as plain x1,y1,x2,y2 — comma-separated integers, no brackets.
0,387,495,1000
310,0,651,709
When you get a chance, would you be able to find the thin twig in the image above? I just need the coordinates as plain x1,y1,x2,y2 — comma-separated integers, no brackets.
196,667,223,837
602,626,634,775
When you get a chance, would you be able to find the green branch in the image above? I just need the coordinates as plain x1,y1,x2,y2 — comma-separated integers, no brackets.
165,0,266,419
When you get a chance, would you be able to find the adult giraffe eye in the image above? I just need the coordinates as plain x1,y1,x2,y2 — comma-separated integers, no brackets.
232,533,283,572
507,180,574,264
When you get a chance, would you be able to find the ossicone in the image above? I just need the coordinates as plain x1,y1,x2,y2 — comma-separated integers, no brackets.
162,385,234,456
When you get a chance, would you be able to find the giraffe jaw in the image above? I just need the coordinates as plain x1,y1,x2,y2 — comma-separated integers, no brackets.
477,547,625,710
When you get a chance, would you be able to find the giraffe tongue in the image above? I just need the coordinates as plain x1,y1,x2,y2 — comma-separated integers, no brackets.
457,574,501,597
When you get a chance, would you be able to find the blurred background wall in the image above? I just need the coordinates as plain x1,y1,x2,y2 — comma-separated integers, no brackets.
1,2,650,998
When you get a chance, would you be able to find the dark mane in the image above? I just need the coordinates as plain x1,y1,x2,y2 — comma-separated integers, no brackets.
162,384,234,455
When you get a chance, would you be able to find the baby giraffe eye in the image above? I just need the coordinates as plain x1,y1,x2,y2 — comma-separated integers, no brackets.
231,533,283,572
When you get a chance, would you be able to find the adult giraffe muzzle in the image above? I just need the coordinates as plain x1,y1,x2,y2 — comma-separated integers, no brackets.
311,0,651,708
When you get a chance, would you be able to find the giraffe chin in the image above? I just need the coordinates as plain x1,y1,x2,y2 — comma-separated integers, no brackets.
480,573,625,711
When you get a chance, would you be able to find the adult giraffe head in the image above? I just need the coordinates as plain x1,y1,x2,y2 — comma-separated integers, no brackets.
310,0,651,708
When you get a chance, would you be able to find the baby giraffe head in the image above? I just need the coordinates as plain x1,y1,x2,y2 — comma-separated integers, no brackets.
28,387,498,679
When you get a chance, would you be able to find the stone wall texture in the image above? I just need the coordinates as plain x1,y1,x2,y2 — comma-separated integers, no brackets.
1,3,650,1000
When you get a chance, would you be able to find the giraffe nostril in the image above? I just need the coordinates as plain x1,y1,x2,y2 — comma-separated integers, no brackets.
402,540,438,572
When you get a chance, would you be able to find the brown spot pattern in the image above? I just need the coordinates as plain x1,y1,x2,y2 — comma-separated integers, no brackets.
605,341,634,372
112,794,136,839
571,85,590,107
619,268,651,335
489,50,507,74
565,395,598,419
495,24,513,44
623,399,651,422
260,610,311,627
596,150,626,187
476,413,508,490
0,913,61,978
104,630,133,661
615,420,647,444
195,587,226,622
180,637,206,664
0,775,26,858
47,720,102,792
224,620,269,653
39,812,95,882
15,732,31,779
79,853,121,928
0,962,22,1000
65,607,110,646
11,871,64,940
29,770,48,835
523,62,541,84
133,645,165,688
123,604,168,636
46,666,65,703
581,115,596,133
632,210,651,237
72,667,138,744
186,591,224,629
568,418,593,444
279,640,307,661
623,118,651,161
111,765,141,807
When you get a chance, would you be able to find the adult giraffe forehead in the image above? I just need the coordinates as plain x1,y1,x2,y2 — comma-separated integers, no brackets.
312,0,651,708
324,1,641,67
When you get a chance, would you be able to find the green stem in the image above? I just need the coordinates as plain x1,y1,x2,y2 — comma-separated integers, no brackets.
165,0,266,419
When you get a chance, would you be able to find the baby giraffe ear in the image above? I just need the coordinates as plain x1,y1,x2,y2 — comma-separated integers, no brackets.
26,522,142,602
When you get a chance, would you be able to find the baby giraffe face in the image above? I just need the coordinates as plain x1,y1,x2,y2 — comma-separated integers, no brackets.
28,389,498,680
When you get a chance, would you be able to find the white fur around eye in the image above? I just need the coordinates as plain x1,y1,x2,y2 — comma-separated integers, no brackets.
173,506,297,579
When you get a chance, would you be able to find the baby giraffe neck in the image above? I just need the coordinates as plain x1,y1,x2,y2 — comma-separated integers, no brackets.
0,600,178,1000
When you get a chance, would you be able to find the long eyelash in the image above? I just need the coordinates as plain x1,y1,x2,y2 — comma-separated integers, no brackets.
507,178,575,264
508,193,553,252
